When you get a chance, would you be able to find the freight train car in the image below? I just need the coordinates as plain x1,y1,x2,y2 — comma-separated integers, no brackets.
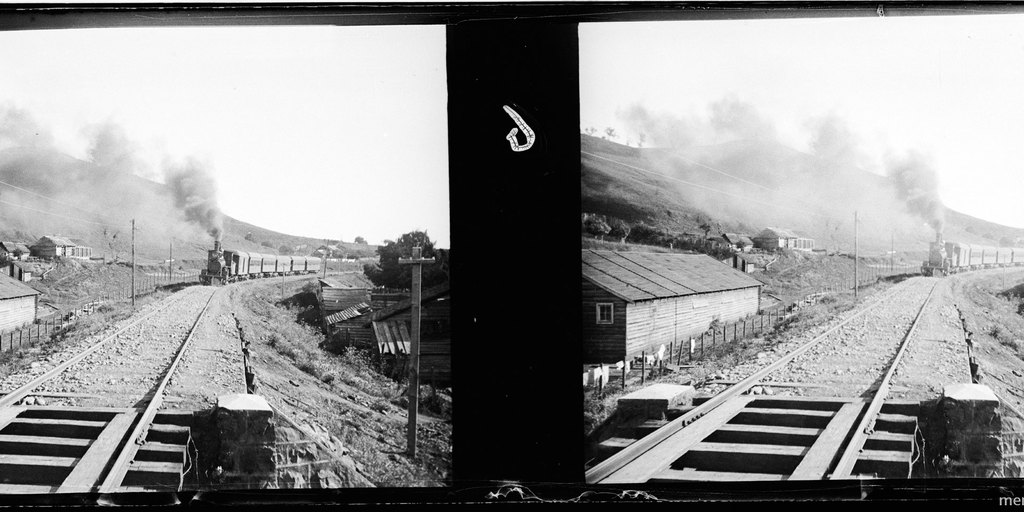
201,242,325,285
922,233,1023,276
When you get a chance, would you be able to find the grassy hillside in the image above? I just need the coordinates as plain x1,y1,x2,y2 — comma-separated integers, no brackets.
0,147,378,263
581,134,1024,256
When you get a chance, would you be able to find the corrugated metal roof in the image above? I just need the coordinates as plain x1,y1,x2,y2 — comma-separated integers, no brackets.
0,273,39,299
581,250,762,303
0,242,29,253
723,233,753,245
755,227,800,239
35,236,76,247
324,302,371,325
370,282,450,322
319,274,374,289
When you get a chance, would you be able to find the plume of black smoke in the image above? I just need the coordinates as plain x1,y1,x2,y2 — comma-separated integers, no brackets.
886,151,945,233
164,158,223,241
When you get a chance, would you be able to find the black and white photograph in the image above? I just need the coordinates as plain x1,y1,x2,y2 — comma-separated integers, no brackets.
581,13,1024,483
0,22,451,492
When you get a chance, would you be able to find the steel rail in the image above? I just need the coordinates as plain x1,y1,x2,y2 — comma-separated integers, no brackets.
98,287,219,494
0,291,195,409
830,280,938,478
586,284,904,484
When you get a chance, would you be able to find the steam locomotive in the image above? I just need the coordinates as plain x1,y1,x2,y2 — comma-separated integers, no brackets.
200,240,323,285
921,233,1024,276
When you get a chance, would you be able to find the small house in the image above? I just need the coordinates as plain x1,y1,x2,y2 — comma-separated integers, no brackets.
752,228,814,252
316,274,374,324
0,242,30,261
30,236,93,260
0,274,39,331
721,254,758,273
722,233,754,252
706,236,732,251
582,250,763,364
6,262,33,282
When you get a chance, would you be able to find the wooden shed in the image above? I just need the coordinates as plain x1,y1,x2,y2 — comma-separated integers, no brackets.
582,250,763,364
0,274,39,332
752,228,814,252
30,236,93,259
722,233,754,252
316,275,373,322
368,282,450,385
0,242,30,261
324,302,376,349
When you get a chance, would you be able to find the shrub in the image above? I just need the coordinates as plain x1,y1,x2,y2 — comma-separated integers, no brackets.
989,325,1007,341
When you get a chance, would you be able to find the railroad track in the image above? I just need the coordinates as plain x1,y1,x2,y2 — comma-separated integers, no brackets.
588,279,940,483
0,286,218,493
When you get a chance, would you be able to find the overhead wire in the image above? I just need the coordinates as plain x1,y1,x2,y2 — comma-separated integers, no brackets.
0,178,124,225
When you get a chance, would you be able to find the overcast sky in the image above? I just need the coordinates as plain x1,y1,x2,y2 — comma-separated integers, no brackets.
580,14,1024,229
0,25,449,248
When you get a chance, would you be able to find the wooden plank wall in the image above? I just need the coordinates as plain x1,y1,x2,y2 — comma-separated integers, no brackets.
320,288,371,314
0,296,36,332
582,278,627,364
625,287,760,358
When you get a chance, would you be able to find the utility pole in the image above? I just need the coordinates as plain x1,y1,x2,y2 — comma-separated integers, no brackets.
131,219,136,309
890,231,894,273
853,211,859,300
169,240,173,283
399,246,435,457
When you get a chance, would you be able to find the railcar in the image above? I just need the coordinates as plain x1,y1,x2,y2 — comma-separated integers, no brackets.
922,234,1021,276
201,243,326,285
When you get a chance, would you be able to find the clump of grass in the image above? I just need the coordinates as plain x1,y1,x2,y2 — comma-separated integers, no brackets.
990,324,1008,341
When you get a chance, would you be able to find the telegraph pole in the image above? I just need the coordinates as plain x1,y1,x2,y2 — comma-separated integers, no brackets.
399,246,435,457
890,231,894,273
169,240,173,283
853,211,859,300
131,219,136,309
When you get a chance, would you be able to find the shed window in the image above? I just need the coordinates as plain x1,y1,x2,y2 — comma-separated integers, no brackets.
597,303,614,324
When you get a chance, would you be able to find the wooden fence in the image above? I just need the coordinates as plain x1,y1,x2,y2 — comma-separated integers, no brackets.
0,315,72,353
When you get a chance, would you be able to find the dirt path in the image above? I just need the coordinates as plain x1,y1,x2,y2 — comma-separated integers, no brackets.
949,268,1024,419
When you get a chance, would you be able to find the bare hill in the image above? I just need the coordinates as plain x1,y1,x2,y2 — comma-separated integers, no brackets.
0,146,377,262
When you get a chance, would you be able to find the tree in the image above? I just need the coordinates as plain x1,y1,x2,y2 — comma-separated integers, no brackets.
244,232,256,243
604,127,617,141
583,127,597,136
362,230,448,289
637,132,647,148
608,218,632,244
695,214,718,241
102,228,128,262
583,216,611,240
354,236,367,244
261,241,274,249
278,245,294,255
